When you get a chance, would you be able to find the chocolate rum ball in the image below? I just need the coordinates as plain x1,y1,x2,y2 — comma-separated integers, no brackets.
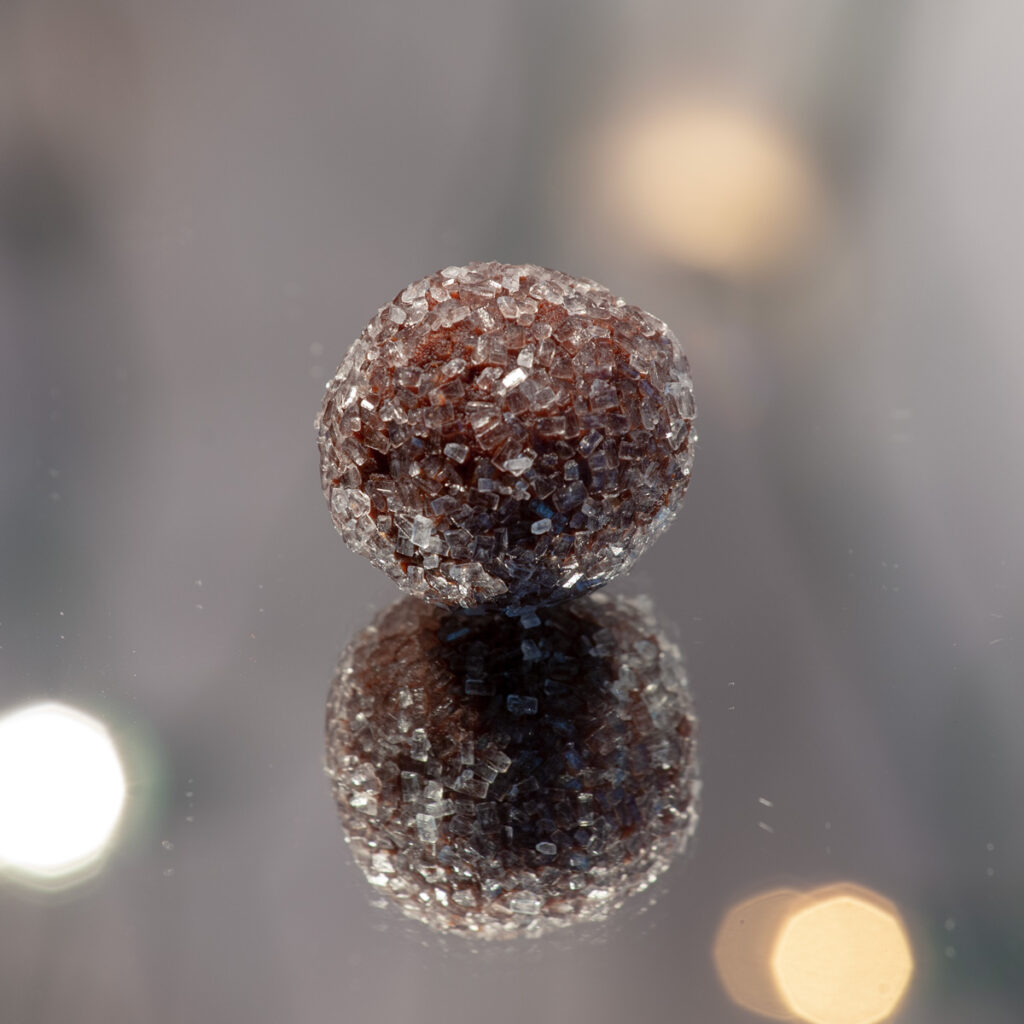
317,262,696,612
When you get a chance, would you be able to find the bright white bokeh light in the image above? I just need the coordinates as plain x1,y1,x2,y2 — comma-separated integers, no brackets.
0,702,127,882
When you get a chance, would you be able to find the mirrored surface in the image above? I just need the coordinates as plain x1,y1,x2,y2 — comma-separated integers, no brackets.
1,3,1022,1023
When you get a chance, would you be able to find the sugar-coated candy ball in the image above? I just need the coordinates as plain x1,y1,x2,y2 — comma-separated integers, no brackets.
317,261,695,611
325,594,700,940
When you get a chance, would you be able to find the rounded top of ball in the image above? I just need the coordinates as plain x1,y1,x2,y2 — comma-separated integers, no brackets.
318,261,695,611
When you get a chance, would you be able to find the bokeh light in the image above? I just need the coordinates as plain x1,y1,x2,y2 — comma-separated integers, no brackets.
0,702,127,888
715,882,914,1024
593,98,821,274
713,887,803,1019
772,884,914,1024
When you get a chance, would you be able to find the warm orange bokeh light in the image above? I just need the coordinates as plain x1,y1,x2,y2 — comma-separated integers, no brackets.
772,884,914,1024
716,882,914,1024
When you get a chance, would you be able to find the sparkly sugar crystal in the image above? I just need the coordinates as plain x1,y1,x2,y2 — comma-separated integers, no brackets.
317,262,696,611
325,593,700,940
506,694,538,716
416,814,438,845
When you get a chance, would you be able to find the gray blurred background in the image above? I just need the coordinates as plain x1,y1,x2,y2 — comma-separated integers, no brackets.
1,1,1022,1022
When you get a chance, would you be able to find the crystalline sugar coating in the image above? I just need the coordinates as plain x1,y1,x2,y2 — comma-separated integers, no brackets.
324,593,700,940
317,262,696,611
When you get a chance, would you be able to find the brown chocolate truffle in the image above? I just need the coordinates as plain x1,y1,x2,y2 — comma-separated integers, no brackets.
317,262,695,612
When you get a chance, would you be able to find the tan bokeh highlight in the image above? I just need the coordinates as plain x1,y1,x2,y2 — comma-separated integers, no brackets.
595,99,821,274
713,888,804,1019
715,882,914,1024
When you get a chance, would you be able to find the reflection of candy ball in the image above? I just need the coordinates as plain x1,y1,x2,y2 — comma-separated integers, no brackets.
317,262,696,611
325,594,699,939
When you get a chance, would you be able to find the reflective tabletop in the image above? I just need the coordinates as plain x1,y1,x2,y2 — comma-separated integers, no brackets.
1,3,1021,1023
